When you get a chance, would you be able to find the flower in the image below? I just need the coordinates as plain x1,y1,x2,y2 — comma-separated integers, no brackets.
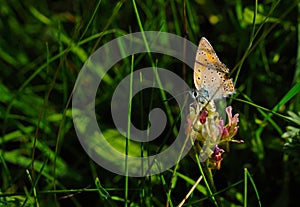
199,109,208,124
220,106,243,143
186,100,243,169
210,145,225,170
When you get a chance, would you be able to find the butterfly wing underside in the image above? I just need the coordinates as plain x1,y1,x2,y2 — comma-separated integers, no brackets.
193,37,235,100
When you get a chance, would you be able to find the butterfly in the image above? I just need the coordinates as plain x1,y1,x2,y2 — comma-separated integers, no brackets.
193,37,235,101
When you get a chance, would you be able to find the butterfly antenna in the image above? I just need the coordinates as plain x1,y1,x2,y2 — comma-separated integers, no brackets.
162,90,191,102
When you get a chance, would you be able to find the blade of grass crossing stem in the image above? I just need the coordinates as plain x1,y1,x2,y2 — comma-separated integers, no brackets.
24,161,47,207
24,171,37,207
95,177,118,207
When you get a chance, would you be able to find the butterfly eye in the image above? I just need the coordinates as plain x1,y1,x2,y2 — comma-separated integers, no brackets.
189,89,199,99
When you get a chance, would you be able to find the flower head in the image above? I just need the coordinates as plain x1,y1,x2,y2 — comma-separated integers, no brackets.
186,99,243,169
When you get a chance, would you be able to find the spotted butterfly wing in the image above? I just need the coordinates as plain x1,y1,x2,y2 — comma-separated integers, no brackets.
193,37,235,100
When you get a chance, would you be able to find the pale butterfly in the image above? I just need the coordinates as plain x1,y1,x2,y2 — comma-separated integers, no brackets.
193,37,235,101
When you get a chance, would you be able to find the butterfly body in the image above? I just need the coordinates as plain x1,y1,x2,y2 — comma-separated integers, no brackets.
193,37,235,100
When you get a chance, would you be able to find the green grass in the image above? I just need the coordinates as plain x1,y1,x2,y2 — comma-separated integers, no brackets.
0,0,299,206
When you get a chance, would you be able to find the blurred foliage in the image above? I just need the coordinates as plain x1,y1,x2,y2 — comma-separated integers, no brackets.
283,111,300,164
0,0,299,206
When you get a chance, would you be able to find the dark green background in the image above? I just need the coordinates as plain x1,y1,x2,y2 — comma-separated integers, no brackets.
0,0,299,206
